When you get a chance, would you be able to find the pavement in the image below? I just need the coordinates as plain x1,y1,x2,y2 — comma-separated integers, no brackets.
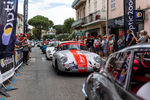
0,47,87,100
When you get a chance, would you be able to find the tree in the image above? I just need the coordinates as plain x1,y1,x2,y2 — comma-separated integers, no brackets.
28,15,54,40
53,25,64,34
63,18,75,34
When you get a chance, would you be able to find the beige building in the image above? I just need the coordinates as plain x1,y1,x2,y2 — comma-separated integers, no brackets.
41,28,56,38
108,0,150,36
16,13,24,36
72,0,107,37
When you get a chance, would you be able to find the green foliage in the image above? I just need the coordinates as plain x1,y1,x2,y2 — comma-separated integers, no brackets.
28,15,54,40
32,28,41,40
63,18,75,34
53,25,64,34
56,33,70,41
43,34,55,40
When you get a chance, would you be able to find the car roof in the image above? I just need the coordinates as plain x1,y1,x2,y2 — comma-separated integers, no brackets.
60,41,83,44
118,43,150,52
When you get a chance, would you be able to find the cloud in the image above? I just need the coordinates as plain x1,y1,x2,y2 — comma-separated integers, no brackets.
18,0,75,25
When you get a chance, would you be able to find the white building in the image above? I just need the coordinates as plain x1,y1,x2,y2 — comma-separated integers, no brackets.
16,13,24,36
72,0,107,37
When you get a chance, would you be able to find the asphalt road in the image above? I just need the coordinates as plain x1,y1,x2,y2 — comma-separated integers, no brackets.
1,47,87,100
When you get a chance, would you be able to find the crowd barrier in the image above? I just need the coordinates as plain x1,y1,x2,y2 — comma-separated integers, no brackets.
0,48,23,97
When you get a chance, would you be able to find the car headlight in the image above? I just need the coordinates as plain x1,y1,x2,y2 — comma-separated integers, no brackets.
94,56,101,63
60,56,68,63
48,50,51,53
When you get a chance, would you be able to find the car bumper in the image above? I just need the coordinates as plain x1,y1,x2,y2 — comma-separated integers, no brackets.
82,83,88,98
46,53,53,59
58,64,98,73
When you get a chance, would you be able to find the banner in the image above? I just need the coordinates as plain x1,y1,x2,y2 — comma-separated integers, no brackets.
0,55,15,84
23,0,28,35
124,0,136,42
14,48,23,70
0,0,18,59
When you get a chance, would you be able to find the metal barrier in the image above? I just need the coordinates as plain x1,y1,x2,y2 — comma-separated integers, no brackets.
0,48,24,97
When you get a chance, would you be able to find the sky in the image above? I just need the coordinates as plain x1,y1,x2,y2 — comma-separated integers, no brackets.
18,0,76,25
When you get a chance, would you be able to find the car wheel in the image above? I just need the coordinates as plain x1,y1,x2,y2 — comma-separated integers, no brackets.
85,98,89,100
46,54,50,60
55,60,63,75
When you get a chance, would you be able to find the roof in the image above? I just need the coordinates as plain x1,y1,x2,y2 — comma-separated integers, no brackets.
119,43,150,52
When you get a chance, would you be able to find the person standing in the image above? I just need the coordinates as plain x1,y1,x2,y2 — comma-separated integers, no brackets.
22,36,29,65
126,30,136,46
117,34,125,50
102,36,108,57
135,30,146,44
108,35,114,54
94,35,100,54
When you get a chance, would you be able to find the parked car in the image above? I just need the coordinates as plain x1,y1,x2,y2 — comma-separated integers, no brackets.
52,41,103,74
82,44,150,100
46,42,57,60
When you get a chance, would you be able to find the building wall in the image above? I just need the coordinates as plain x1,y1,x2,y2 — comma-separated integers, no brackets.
16,14,23,36
108,0,150,35
76,3,86,20
85,0,106,16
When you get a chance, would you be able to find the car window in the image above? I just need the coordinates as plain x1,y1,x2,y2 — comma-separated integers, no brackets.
106,52,131,86
59,43,87,50
129,51,150,99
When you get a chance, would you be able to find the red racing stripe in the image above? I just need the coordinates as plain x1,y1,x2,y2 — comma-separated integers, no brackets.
69,50,87,73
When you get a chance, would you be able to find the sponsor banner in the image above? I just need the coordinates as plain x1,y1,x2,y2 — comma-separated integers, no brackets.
14,48,23,70
124,0,136,39
0,0,18,59
23,0,28,35
0,55,15,84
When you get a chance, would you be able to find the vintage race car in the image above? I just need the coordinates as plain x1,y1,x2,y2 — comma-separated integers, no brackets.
52,41,103,74
82,44,150,100
46,42,58,60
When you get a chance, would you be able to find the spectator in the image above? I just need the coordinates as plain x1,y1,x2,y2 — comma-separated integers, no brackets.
126,30,136,46
102,36,108,57
22,36,29,65
87,36,94,52
117,34,125,50
135,30,146,44
108,35,114,54
94,35,100,54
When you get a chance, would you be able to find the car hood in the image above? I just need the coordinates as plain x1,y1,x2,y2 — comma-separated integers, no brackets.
58,50,100,72
46,47,55,51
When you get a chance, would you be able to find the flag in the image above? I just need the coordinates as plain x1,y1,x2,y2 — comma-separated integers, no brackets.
23,0,28,35
0,0,18,59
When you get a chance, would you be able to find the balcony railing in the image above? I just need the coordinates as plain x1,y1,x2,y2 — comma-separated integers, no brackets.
82,10,106,25
72,10,106,28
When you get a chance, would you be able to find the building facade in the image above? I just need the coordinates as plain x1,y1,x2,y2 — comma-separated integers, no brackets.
41,28,56,38
108,0,150,36
16,13,24,36
72,0,107,38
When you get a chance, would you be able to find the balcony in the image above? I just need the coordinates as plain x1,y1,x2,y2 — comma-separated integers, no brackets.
72,0,86,8
82,10,106,27
72,19,84,28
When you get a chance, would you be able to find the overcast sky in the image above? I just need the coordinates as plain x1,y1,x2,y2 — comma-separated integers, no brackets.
18,0,75,25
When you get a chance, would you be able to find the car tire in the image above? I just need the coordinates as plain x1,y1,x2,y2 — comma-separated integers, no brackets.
46,54,50,60
85,98,89,100
55,60,63,75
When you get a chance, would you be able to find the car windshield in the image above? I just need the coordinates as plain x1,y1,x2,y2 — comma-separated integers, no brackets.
48,43,57,47
60,43,86,50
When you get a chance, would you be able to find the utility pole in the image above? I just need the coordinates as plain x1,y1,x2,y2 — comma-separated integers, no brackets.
106,0,109,36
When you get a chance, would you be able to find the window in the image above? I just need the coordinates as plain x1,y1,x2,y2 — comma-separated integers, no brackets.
106,52,131,86
129,51,150,97
111,0,116,9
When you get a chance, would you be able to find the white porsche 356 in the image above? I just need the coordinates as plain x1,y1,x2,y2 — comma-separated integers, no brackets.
52,41,103,74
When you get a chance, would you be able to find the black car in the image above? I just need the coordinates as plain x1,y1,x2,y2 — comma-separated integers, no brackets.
82,44,150,100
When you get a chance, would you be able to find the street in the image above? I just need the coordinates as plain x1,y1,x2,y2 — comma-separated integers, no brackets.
1,47,86,100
